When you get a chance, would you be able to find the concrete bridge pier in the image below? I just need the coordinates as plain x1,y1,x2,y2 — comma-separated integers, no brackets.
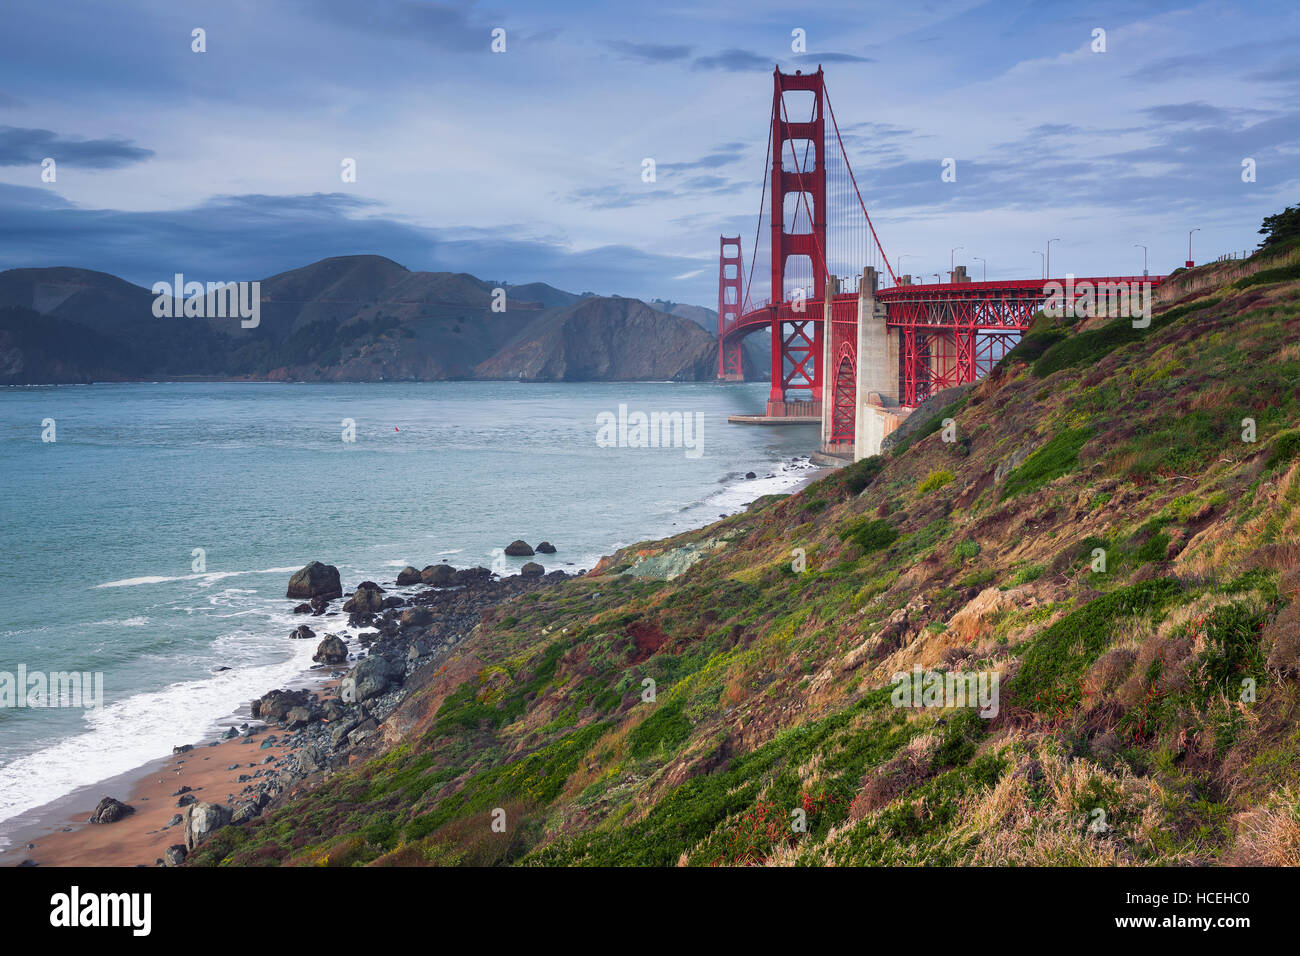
853,266,910,460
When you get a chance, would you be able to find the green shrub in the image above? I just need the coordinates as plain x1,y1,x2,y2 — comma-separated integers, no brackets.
918,469,955,494
628,701,692,760
1266,429,1300,470
839,455,886,495
836,517,899,554
953,540,980,561
1000,427,1093,500
1011,564,1045,585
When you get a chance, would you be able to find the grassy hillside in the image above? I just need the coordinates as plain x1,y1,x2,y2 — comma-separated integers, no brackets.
192,253,1300,867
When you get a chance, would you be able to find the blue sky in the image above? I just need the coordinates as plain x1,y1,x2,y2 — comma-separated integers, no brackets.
0,0,1296,306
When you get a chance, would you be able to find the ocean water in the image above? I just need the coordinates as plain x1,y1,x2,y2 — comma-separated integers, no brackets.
0,381,816,826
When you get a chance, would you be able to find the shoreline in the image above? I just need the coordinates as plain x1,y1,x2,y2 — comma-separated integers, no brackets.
0,457,833,867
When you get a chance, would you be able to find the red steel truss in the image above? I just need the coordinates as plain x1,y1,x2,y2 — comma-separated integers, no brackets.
878,276,1159,405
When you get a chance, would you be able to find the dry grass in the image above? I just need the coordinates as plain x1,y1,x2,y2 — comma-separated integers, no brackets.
1226,788,1300,865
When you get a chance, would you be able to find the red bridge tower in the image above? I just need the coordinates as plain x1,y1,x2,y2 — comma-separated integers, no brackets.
717,235,744,380
768,67,826,416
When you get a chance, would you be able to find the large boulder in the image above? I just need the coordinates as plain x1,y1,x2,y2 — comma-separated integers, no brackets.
535,541,557,554
343,581,386,614
251,688,311,722
163,844,187,867
286,561,342,600
520,562,544,578
396,566,422,586
420,564,455,585
340,654,400,704
89,797,134,824
183,802,232,851
298,745,327,774
399,607,432,628
313,635,348,664
454,566,492,586
504,540,534,556
290,624,316,640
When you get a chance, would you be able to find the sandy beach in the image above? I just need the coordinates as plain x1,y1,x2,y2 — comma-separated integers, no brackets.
0,683,336,868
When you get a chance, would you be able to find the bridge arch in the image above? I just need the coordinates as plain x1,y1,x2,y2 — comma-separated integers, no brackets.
830,346,856,446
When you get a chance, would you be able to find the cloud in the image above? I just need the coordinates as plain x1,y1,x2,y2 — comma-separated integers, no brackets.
306,0,493,52
693,49,773,72
0,126,153,168
659,147,744,173
608,40,693,63
0,187,713,303
793,52,873,65
1140,102,1272,126
1127,35,1300,84
691,47,871,72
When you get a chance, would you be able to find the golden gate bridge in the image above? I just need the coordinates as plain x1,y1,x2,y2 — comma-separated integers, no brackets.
718,67,1161,459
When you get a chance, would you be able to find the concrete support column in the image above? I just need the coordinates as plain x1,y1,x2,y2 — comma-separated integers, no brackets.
854,267,906,460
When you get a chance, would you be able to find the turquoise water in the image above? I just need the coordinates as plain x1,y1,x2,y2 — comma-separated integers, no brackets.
0,381,815,824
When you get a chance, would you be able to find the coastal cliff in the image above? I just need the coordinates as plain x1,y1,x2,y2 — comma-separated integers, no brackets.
177,252,1300,867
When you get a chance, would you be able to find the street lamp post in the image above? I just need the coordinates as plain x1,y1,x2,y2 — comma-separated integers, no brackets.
1133,243,1148,277
1187,228,1200,267
897,254,916,285
973,256,986,281
950,245,963,281
1046,238,1061,279
931,273,941,285
1033,251,1045,279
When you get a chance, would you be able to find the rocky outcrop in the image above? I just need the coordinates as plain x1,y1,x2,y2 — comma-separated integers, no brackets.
396,566,421,586
421,564,454,585
89,796,134,824
504,540,534,556
520,562,544,577
286,562,342,600
251,688,311,722
313,635,348,664
343,581,386,613
340,654,401,704
183,802,232,851
536,541,557,554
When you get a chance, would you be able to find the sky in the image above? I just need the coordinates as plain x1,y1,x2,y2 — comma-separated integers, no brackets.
0,0,1296,307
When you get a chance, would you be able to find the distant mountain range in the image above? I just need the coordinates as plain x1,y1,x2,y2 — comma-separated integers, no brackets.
0,255,769,385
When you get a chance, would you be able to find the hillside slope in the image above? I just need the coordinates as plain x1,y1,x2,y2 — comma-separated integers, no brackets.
193,247,1300,867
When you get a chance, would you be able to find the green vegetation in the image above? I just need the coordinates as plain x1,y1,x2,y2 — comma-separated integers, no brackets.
1259,201,1300,249
185,258,1300,869
1031,299,1220,379
918,469,955,494
1000,427,1093,500
837,517,899,553
1012,579,1182,709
